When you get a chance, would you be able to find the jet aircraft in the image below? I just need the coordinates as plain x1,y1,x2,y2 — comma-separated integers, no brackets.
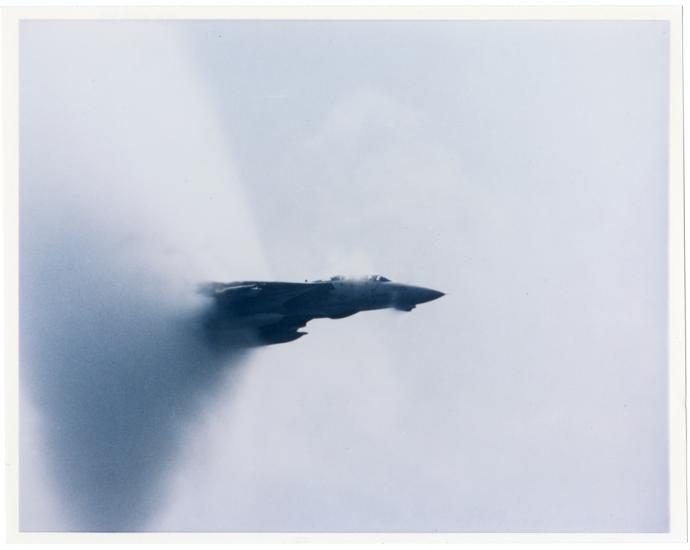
200,275,444,346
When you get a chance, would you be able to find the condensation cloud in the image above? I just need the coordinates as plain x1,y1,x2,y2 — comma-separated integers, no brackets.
19,22,267,531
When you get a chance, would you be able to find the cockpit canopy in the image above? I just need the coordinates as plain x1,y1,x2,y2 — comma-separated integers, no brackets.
323,275,390,283
366,274,391,282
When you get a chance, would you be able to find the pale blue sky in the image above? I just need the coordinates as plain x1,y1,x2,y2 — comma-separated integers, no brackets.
20,20,669,532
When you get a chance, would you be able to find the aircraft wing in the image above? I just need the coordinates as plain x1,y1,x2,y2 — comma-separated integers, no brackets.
257,315,313,345
200,281,333,310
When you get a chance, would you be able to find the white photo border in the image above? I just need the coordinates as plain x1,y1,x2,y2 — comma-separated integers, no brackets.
2,5,685,543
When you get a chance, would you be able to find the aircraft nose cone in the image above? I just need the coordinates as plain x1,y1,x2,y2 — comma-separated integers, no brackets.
416,287,445,304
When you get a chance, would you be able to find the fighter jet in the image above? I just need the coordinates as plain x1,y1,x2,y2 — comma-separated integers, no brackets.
200,275,444,346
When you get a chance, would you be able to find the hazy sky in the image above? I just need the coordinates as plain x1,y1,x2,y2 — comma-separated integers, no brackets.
20,20,669,532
